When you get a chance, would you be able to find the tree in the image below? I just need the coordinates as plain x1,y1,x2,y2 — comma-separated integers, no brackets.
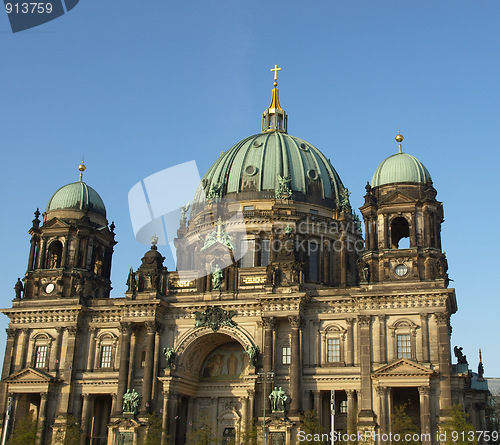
63,415,82,445
187,414,217,445
241,418,259,445
391,404,420,445
6,415,37,445
144,413,163,445
439,404,477,445
298,410,325,445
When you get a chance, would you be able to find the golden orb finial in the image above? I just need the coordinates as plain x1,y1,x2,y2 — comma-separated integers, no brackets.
78,161,86,181
395,130,404,153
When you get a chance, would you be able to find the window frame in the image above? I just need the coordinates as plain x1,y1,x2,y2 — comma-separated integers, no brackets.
389,319,418,361
321,324,346,366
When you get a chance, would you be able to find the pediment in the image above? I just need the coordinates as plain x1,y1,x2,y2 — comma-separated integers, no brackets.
43,217,70,230
380,191,416,205
372,359,434,377
4,367,55,384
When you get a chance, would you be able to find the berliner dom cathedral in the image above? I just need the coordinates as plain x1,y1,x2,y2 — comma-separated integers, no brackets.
0,68,489,445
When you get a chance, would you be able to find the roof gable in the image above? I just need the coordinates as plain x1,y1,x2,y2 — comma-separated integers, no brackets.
372,359,434,377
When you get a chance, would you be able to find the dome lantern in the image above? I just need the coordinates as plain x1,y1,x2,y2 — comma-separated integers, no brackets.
262,64,288,133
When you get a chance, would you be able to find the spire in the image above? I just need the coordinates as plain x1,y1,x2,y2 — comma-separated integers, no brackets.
262,65,288,133
478,348,484,379
395,130,404,153
78,161,86,181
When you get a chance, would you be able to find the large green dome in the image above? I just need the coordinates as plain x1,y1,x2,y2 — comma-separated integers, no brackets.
371,151,431,187
195,131,345,209
46,180,106,217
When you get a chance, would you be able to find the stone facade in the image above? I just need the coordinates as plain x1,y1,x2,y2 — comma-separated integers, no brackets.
0,91,488,444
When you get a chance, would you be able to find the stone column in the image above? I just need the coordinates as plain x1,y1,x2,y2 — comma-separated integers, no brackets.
2,329,17,379
110,393,117,416
419,386,431,444
434,313,452,413
80,394,91,445
420,314,429,363
186,397,195,437
357,315,375,428
28,237,37,271
36,238,46,269
16,328,30,371
86,328,97,371
59,326,78,415
35,392,48,445
127,327,137,389
152,326,162,405
378,316,386,364
376,386,388,436
314,391,322,426
142,321,157,412
289,315,302,413
346,389,356,435
262,317,276,413
61,237,69,268
340,233,347,287
169,391,179,442
346,318,355,366
161,391,170,444
247,390,255,422
240,396,248,433
116,322,132,415
51,327,64,374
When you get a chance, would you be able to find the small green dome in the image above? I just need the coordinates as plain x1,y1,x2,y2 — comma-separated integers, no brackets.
195,132,345,208
46,180,106,217
371,151,431,187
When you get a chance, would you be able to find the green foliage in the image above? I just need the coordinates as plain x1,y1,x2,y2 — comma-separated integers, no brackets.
298,410,325,445
63,415,82,445
145,413,164,445
391,404,421,445
6,415,37,445
241,418,259,445
187,414,217,445
439,404,477,445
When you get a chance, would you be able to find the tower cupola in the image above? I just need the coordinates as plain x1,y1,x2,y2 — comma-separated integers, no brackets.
262,64,288,133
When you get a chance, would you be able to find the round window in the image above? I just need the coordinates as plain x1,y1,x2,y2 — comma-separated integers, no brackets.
394,264,408,277
307,169,318,180
300,143,308,151
245,165,258,176
253,140,262,147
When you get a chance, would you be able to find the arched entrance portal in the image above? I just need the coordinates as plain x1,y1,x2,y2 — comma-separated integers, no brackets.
167,328,257,445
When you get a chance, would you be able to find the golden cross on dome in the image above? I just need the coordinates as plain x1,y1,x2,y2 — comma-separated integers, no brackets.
270,64,281,83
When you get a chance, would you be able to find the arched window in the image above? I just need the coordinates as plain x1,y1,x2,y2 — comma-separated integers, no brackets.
389,319,418,361
95,332,118,370
321,324,346,365
308,241,320,282
391,217,410,249
47,241,63,269
31,333,54,370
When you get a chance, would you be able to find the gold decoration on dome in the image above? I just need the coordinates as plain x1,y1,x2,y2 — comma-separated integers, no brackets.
78,161,86,181
395,130,404,153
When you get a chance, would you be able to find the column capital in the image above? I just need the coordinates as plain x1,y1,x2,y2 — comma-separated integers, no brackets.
144,321,158,334
55,326,65,334
346,317,355,326
288,315,303,329
433,312,449,325
6,328,16,339
247,390,255,398
66,326,78,336
377,315,386,322
346,389,356,399
22,327,30,334
82,393,91,401
262,317,276,330
89,327,98,335
376,386,388,396
119,322,133,334
418,386,430,396
358,315,371,327
111,393,117,401
40,392,49,401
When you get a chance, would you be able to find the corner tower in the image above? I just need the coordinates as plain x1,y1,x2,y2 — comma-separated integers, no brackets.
359,132,448,284
23,163,116,300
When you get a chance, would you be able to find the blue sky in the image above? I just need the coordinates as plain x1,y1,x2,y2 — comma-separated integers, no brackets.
0,0,499,375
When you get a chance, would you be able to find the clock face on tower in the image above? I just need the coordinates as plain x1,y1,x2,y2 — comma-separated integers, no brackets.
45,283,55,294
394,264,408,277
